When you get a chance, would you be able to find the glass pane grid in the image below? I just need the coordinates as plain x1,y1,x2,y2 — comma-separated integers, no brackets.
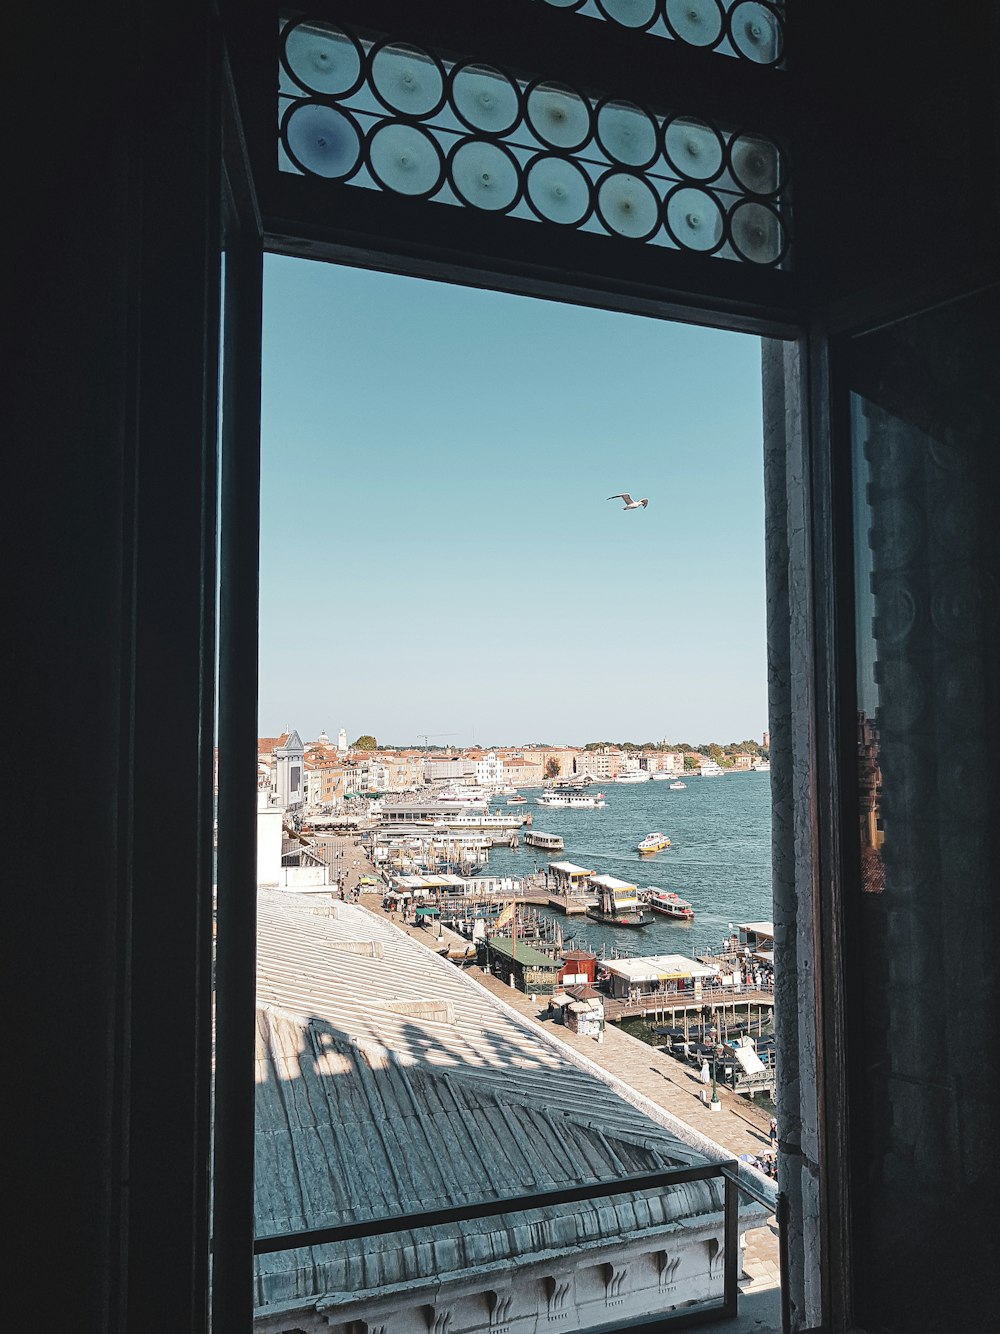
535,0,785,67
277,15,791,268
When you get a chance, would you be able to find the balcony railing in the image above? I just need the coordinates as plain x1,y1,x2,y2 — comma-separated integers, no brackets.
253,1159,781,1330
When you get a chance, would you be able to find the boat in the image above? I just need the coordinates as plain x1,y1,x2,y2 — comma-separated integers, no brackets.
614,771,649,784
586,875,653,928
536,789,603,809
649,772,673,781
642,888,694,920
668,781,687,790
699,760,725,777
637,832,671,855
753,759,771,772
523,830,564,852
506,795,527,805
536,792,568,808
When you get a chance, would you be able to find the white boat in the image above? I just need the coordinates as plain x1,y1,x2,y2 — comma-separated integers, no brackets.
699,761,724,777
668,781,687,790
614,771,649,784
506,795,527,805
637,832,671,855
641,887,694,920
649,772,673,781
536,789,604,809
753,760,771,772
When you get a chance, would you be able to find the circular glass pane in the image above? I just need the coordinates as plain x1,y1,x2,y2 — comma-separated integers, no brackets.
283,103,362,179
729,199,786,264
663,116,725,181
526,82,592,151
665,185,724,251
283,21,362,97
526,154,592,225
597,171,660,239
595,0,658,28
368,122,443,196
370,42,444,117
450,140,520,211
596,100,659,168
450,63,521,135
729,2,783,64
664,0,725,48
729,132,784,195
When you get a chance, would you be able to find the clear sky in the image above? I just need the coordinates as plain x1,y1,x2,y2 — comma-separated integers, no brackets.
260,254,767,747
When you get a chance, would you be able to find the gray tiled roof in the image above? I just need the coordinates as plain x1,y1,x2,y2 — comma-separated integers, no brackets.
254,892,722,1313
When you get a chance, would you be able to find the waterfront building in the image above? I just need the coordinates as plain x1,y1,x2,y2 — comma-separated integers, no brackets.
549,861,596,894
502,756,544,787
729,753,754,770
602,955,720,1004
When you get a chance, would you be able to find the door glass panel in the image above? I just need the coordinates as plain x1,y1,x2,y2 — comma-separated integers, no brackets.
847,287,999,1331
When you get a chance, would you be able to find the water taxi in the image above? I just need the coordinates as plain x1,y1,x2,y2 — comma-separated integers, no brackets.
524,830,564,852
637,832,671,855
506,795,527,805
669,781,687,790
642,888,694,921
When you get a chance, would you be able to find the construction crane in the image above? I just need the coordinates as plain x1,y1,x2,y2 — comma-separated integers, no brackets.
418,731,456,748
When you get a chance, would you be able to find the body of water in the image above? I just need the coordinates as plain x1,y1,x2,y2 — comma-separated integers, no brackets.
485,772,773,959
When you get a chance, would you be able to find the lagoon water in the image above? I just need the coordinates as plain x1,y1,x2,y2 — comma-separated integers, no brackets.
485,772,773,959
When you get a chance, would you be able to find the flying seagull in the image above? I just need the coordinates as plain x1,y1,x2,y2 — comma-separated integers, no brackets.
608,493,649,510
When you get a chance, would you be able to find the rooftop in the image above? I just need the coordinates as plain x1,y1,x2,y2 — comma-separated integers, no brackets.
254,893,722,1314
603,955,720,983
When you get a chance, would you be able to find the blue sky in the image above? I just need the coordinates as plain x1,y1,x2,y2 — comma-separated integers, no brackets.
260,254,767,747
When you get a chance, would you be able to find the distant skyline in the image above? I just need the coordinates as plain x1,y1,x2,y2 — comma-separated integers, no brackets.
260,256,768,745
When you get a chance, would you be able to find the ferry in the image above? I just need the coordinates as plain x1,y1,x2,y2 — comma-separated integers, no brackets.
642,888,694,921
586,875,653,928
536,790,604,809
637,832,671,855
669,781,687,790
614,771,649,784
523,830,564,852
649,772,673,781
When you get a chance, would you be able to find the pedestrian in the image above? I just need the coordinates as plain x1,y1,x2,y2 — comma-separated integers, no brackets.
769,1117,777,1148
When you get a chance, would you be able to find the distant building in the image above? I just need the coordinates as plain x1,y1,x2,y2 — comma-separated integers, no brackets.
274,729,305,808
762,730,770,751
502,757,544,787
337,726,348,755
730,753,753,770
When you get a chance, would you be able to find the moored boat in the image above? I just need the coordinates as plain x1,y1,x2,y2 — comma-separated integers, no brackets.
637,832,671,855
642,888,694,920
614,771,649,784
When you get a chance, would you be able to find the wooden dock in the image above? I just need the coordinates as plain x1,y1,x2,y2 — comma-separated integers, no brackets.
547,895,591,915
602,987,775,1026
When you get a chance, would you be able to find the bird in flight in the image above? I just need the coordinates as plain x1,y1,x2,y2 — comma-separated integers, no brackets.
607,493,649,510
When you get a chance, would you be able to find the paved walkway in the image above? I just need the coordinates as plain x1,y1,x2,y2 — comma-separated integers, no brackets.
359,884,780,1294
